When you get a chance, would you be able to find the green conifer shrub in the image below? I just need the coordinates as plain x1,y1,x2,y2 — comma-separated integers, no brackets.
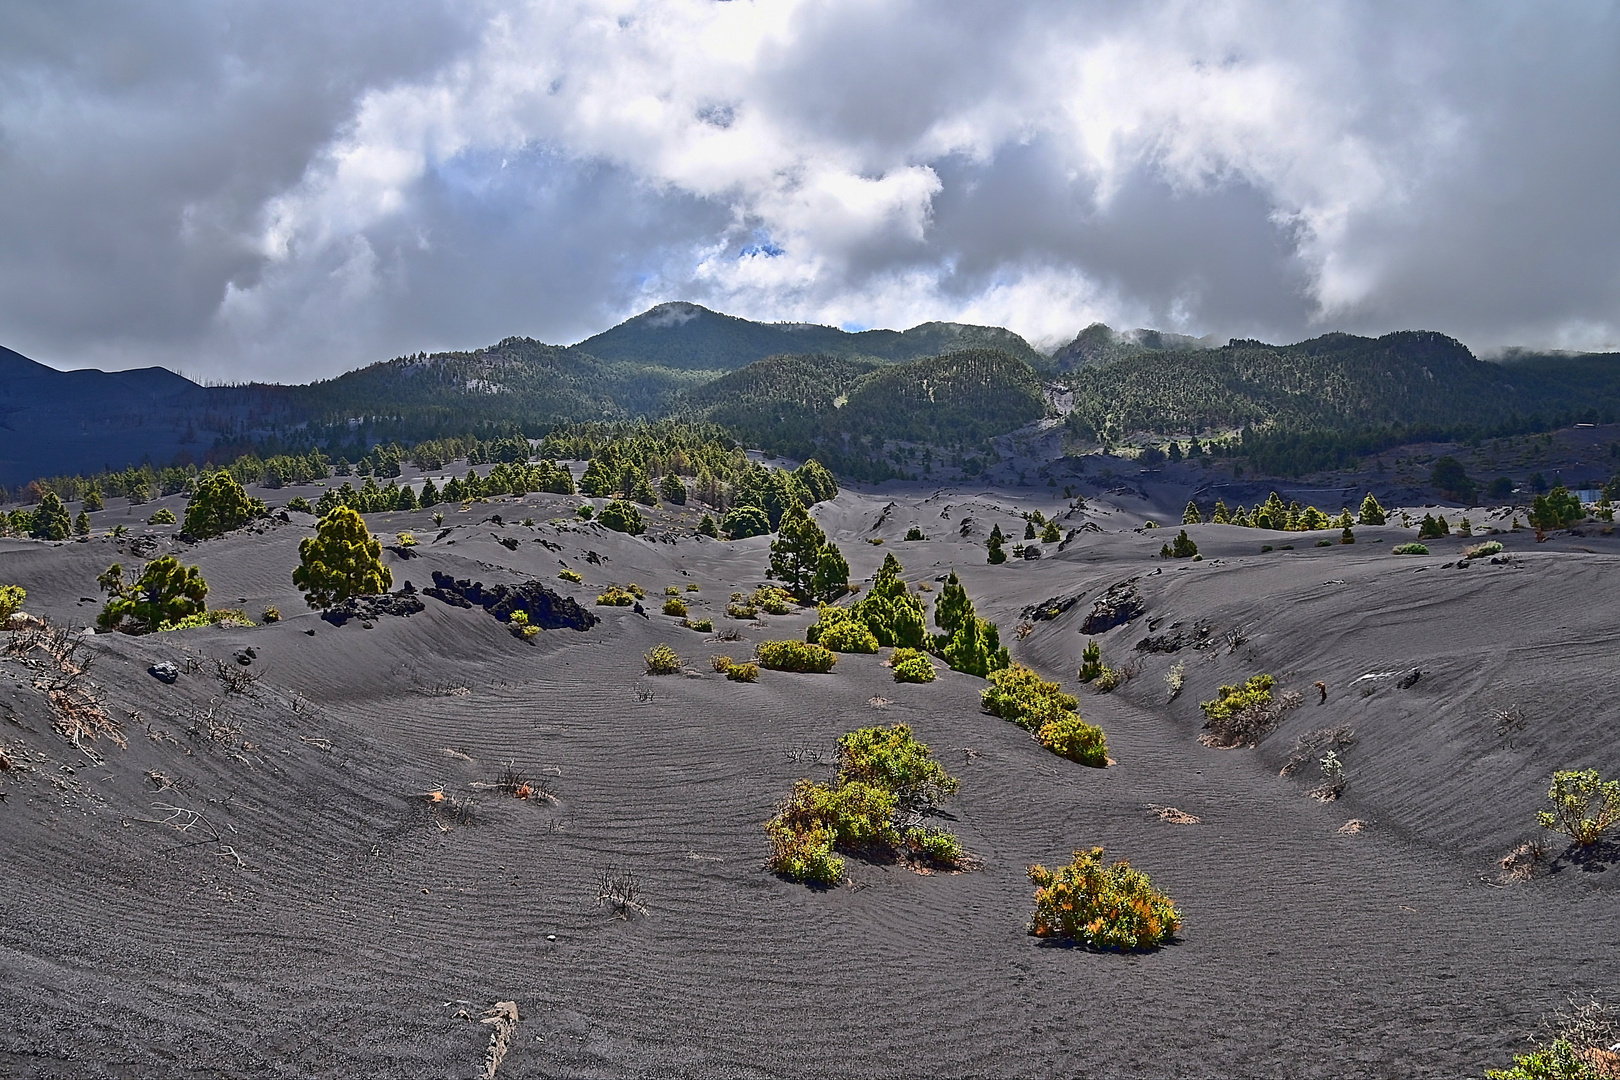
1024,521,1037,540
598,500,646,535
1028,848,1181,949
292,507,392,609
74,511,91,536
770,502,831,600
30,492,71,540
904,526,925,541
184,471,265,538
986,523,1008,564
1171,529,1197,557
1183,501,1202,525
1529,486,1584,533
1357,493,1387,525
81,489,103,511
1079,640,1103,682
698,514,719,537
660,473,688,505
721,505,772,539
1341,526,1355,544
147,508,177,525
97,557,209,633
1041,520,1061,543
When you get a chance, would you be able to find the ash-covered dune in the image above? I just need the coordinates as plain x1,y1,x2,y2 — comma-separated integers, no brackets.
1,482,1616,1078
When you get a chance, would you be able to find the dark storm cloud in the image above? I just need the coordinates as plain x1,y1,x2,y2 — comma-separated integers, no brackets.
1,0,1617,381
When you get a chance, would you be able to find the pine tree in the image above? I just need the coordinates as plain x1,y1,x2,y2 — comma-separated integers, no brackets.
629,472,659,507
418,477,440,507
1171,529,1197,558
660,473,688,505
30,492,70,540
850,553,927,648
1357,493,1387,526
74,511,91,536
1080,641,1103,682
82,488,103,511
698,514,719,538
184,471,264,539
810,546,850,603
770,502,827,599
293,507,392,609
934,572,972,638
1341,525,1355,544
1041,520,1061,543
1183,501,1202,525
97,556,209,633
1211,499,1230,525
598,500,647,535
930,570,1007,675
1023,520,1036,540
987,523,1008,564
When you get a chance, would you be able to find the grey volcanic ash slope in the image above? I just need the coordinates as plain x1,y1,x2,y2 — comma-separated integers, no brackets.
1,482,1616,1078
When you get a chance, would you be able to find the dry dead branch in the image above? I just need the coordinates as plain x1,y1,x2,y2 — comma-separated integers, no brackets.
596,869,646,920
1148,805,1201,825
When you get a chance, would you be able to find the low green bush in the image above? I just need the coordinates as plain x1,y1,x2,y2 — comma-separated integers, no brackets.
596,586,635,606
559,568,583,583
983,664,1079,730
1037,715,1110,766
158,608,253,632
817,615,879,654
644,643,681,675
890,647,936,683
906,826,964,869
725,602,758,619
1537,769,1620,846
0,585,25,622
750,586,794,616
756,640,836,673
1393,542,1430,555
836,723,959,808
686,582,701,592
662,597,688,617
1486,1040,1599,1080
904,527,925,541
726,661,759,682
148,508,177,525
260,606,280,624
1464,540,1504,559
509,610,539,639
767,724,965,884
1028,847,1181,950
684,617,715,632
1200,674,1275,724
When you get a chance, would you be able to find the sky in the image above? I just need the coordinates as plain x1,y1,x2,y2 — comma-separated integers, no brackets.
2,0,1618,383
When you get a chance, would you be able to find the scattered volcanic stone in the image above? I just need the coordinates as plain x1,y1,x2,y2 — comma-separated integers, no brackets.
1135,632,1185,653
148,662,179,684
424,571,599,632
1396,668,1423,689
1021,593,1084,622
322,590,428,627
1079,578,1145,634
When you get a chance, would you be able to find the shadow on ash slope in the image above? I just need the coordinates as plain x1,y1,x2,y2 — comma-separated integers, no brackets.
1,483,1616,1079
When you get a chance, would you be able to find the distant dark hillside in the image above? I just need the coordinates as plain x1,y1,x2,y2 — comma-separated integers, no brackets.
680,347,1048,476
1050,323,1218,372
0,345,216,485
1064,331,1533,442
575,301,1043,370
269,336,707,433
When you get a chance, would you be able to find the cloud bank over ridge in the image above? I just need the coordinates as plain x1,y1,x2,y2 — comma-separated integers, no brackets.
2,0,1618,381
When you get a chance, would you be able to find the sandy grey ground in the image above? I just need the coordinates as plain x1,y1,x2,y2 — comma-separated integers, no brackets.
1,476,1617,1078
